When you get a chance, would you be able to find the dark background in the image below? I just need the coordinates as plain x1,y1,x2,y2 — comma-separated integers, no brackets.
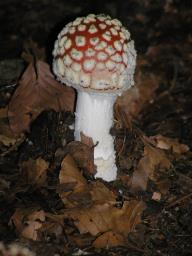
0,0,191,60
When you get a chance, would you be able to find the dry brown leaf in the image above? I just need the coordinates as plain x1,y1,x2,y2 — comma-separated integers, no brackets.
59,154,88,208
63,200,145,237
67,141,96,175
149,134,189,154
57,155,145,247
59,155,116,207
90,181,117,204
93,231,125,248
130,141,172,192
10,208,45,241
59,154,87,191
8,60,75,135
20,157,49,186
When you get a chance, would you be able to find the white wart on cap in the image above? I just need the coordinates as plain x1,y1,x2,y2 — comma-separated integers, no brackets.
53,14,136,92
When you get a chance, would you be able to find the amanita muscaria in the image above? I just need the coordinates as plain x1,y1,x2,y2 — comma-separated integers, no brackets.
53,14,136,181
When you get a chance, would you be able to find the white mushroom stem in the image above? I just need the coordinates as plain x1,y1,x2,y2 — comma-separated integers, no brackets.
74,90,118,181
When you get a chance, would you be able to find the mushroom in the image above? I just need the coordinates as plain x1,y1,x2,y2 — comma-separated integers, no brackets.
53,14,136,181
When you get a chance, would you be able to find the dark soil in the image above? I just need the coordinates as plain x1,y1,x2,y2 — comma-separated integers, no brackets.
0,0,192,255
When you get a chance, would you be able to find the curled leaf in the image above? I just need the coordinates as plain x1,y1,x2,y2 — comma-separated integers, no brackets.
8,61,75,135
67,141,96,176
10,208,45,241
63,200,146,237
130,141,172,192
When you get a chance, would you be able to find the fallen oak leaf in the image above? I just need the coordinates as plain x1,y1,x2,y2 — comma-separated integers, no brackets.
8,60,75,135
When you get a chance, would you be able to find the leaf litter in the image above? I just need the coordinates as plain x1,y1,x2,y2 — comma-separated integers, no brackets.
0,1,192,255
1,44,191,252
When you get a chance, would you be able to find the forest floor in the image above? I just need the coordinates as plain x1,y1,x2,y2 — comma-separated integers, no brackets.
0,1,191,255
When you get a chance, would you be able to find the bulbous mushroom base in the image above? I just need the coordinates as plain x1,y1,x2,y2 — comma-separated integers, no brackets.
74,90,118,182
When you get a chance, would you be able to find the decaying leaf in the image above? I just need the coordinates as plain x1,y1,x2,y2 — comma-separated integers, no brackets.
8,60,75,135
59,154,87,189
20,157,49,186
63,200,145,238
149,134,189,154
130,139,172,192
67,141,96,176
59,155,116,205
93,231,125,248
10,208,45,241
58,155,146,247
59,155,116,208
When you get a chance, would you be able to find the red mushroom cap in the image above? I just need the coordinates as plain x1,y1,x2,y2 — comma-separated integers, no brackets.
53,14,136,92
